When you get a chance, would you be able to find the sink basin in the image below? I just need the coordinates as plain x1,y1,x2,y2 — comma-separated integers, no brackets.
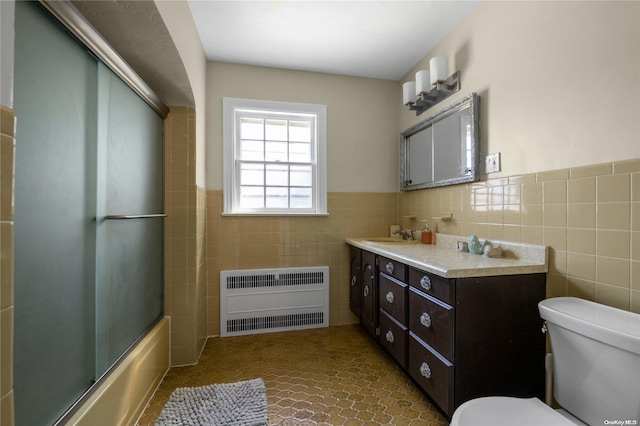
364,237,416,244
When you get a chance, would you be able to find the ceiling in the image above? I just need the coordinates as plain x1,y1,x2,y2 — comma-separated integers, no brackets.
187,0,482,81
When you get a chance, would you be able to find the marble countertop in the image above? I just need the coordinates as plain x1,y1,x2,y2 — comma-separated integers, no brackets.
345,233,548,279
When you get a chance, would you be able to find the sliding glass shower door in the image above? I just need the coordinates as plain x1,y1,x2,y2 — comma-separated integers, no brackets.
13,3,98,425
13,2,165,424
95,63,164,376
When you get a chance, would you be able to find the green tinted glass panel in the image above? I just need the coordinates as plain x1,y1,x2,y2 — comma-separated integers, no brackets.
95,63,164,376
14,2,98,424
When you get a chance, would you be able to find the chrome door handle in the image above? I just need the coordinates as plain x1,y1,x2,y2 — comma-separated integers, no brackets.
386,330,394,343
386,291,395,304
420,312,432,328
420,275,432,291
385,262,394,274
420,362,432,379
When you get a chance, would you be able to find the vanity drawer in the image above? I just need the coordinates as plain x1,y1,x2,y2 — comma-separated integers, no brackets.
379,256,407,282
409,267,454,305
379,273,408,324
409,287,454,361
408,332,453,416
379,309,408,368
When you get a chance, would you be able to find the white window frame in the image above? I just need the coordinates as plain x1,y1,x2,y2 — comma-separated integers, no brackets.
223,97,328,216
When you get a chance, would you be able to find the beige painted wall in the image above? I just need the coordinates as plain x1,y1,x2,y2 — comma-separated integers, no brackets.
400,1,640,177
203,1,640,331
154,0,207,187
206,62,399,192
397,1,640,314
205,2,640,190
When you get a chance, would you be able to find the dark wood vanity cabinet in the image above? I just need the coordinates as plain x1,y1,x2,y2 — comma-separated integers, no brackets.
358,250,378,339
349,246,361,317
349,247,376,338
449,273,546,408
378,257,409,368
348,246,546,418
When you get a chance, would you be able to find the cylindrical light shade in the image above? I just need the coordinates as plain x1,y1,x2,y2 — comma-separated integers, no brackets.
429,56,448,84
403,81,416,105
415,70,431,95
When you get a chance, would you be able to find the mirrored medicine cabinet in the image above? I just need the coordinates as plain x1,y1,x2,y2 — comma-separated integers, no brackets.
400,92,480,191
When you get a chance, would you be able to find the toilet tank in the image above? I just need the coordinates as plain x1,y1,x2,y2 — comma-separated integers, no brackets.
539,297,640,426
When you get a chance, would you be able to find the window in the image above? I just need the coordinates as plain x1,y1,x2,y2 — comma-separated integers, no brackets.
223,98,327,215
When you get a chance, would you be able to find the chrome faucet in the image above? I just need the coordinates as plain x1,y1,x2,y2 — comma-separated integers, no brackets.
394,229,415,241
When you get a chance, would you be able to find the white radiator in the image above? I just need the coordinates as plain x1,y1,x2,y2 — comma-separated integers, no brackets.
220,266,329,337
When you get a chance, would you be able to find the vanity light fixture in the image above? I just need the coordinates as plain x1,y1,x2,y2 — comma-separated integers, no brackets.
403,56,461,116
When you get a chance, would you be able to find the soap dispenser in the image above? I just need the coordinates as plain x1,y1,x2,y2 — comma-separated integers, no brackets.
420,220,432,244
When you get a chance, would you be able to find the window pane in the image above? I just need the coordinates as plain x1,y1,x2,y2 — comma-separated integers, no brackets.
240,139,264,161
224,98,326,215
265,141,287,162
240,117,263,140
266,164,288,186
289,142,311,163
290,165,312,187
240,163,264,185
265,119,287,141
290,187,312,208
266,187,288,208
289,120,311,142
240,186,264,208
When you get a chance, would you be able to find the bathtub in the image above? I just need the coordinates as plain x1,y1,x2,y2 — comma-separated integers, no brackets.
63,317,170,425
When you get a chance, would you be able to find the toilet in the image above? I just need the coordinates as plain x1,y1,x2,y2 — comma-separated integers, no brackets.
450,297,640,426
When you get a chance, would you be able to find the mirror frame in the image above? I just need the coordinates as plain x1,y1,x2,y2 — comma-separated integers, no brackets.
400,92,480,191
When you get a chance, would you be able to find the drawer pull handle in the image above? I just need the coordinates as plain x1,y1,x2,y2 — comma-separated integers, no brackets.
386,330,395,343
420,362,432,379
386,262,394,274
363,285,370,297
386,291,395,304
420,275,432,291
351,276,356,286
420,312,432,328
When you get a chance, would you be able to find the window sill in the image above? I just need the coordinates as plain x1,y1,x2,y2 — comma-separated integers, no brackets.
221,212,329,217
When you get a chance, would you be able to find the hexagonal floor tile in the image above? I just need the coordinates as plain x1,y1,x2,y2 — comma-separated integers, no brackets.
137,325,449,425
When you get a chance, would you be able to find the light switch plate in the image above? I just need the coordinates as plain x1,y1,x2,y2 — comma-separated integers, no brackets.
485,153,501,174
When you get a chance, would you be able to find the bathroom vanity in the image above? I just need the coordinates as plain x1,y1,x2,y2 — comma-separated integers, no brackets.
346,235,548,418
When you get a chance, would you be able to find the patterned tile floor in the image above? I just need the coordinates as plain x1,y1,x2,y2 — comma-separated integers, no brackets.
138,325,449,425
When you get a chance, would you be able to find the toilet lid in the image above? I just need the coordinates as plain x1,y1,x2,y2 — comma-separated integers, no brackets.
450,397,578,426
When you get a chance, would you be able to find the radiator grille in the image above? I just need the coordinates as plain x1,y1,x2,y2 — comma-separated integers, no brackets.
225,271,325,290
220,266,329,337
226,312,325,334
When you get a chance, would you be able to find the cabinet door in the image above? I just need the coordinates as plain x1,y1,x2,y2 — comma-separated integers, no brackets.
379,310,408,368
349,247,362,317
409,267,454,305
379,274,408,324
408,332,453,416
379,255,407,282
454,274,546,406
361,250,378,338
409,287,454,360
